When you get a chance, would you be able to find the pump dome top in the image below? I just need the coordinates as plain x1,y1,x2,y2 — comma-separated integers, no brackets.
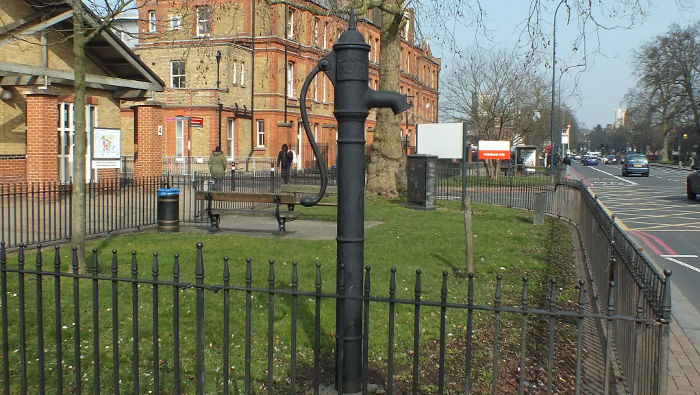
335,9,369,48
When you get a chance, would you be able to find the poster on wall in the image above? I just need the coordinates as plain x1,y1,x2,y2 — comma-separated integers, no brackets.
93,128,122,159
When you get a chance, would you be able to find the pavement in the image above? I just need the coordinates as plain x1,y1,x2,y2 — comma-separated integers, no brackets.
669,282,700,394
642,163,700,393
570,162,700,393
191,205,700,394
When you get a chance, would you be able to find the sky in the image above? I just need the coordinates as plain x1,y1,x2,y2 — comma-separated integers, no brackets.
427,1,700,130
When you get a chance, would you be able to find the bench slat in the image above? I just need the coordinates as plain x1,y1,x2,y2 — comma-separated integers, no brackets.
280,184,338,194
195,191,296,205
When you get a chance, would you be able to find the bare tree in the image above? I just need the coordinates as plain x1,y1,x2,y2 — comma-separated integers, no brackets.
69,0,142,269
16,0,173,269
627,26,693,161
441,48,546,176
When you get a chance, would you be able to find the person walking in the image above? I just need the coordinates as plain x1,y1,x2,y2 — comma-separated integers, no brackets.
277,144,294,184
208,146,227,191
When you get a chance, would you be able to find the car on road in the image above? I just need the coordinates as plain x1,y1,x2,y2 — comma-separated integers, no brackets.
605,155,618,164
583,155,599,166
621,154,649,177
688,165,700,200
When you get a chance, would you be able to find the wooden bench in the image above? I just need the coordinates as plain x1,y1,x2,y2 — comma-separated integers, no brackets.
280,184,339,206
194,191,298,234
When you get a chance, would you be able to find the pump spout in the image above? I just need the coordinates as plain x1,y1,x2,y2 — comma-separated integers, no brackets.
365,89,410,115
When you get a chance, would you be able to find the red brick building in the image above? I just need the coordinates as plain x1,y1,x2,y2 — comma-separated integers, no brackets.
133,1,440,171
0,0,164,184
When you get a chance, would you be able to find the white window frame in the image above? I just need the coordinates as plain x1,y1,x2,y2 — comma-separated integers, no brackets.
175,119,186,156
313,75,318,100
171,60,185,88
323,22,328,49
170,15,181,30
287,61,295,98
322,76,327,103
232,60,238,85
240,62,245,87
196,5,210,37
287,8,295,39
403,12,410,38
313,17,319,46
148,10,157,33
256,119,265,148
227,118,235,159
58,102,96,183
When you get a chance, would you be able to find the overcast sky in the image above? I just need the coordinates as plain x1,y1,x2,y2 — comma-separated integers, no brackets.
428,1,699,130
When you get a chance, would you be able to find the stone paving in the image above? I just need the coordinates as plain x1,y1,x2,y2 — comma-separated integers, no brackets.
669,317,700,394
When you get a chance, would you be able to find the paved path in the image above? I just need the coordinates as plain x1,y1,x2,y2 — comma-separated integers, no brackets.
669,282,700,394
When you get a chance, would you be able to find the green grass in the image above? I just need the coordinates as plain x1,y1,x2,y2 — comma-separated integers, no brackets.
0,198,577,393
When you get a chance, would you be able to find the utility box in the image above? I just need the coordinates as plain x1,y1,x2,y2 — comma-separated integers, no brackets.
407,154,437,210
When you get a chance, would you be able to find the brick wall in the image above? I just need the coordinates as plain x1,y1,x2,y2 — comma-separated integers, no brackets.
133,104,164,178
25,94,59,183
0,157,27,184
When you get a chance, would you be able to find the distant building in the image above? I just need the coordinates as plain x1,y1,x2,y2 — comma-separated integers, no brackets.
615,108,628,128
111,8,140,49
131,1,441,169
0,0,163,184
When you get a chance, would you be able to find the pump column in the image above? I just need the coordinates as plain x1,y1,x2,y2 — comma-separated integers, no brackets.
332,26,371,394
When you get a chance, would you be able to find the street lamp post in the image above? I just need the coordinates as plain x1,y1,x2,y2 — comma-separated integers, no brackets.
216,50,222,150
550,0,566,175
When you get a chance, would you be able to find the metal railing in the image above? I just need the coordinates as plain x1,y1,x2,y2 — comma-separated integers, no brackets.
435,161,671,394
1,172,334,250
0,165,671,393
0,242,666,394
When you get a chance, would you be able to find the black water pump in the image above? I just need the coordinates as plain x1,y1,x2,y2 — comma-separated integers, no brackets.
298,10,410,394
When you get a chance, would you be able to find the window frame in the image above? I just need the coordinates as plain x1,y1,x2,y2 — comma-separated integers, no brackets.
323,22,328,49
227,118,235,159
287,7,295,40
232,60,238,85
313,17,319,46
256,119,265,148
196,5,210,37
170,15,181,30
240,62,245,87
287,61,295,98
175,119,186,156
148,10,156,33
170,60,185,88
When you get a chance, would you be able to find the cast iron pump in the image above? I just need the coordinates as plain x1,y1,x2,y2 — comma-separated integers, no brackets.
298,10,410,394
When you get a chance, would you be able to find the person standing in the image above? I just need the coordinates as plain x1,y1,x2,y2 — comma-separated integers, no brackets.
208,146,227,190
277,144,294,184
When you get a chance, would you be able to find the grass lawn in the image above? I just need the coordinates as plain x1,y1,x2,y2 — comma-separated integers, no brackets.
1,198,578,393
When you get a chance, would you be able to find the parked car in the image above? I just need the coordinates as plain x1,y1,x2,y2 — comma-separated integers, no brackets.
688,165,700,200
583,156,599,166
621,154,649,177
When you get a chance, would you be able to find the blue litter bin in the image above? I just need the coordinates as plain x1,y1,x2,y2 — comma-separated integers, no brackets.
157,188,180,232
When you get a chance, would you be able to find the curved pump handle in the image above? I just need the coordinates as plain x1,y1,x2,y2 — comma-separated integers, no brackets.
298,57,333,207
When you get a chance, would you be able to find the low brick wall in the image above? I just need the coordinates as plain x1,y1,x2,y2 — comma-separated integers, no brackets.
0,156,26,184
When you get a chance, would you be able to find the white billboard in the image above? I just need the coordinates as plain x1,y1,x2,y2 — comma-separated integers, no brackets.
416,123,467,158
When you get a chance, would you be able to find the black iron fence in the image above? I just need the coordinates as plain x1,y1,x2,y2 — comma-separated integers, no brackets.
1,171,338,251
0,165,671,393
0,241,668,394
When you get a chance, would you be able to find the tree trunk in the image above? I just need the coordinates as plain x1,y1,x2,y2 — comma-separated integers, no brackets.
365,10,405,197
71,2,87,271
463,195,473,274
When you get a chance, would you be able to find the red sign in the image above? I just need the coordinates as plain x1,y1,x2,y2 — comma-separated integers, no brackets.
478,140,511,160
190,117,204,127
